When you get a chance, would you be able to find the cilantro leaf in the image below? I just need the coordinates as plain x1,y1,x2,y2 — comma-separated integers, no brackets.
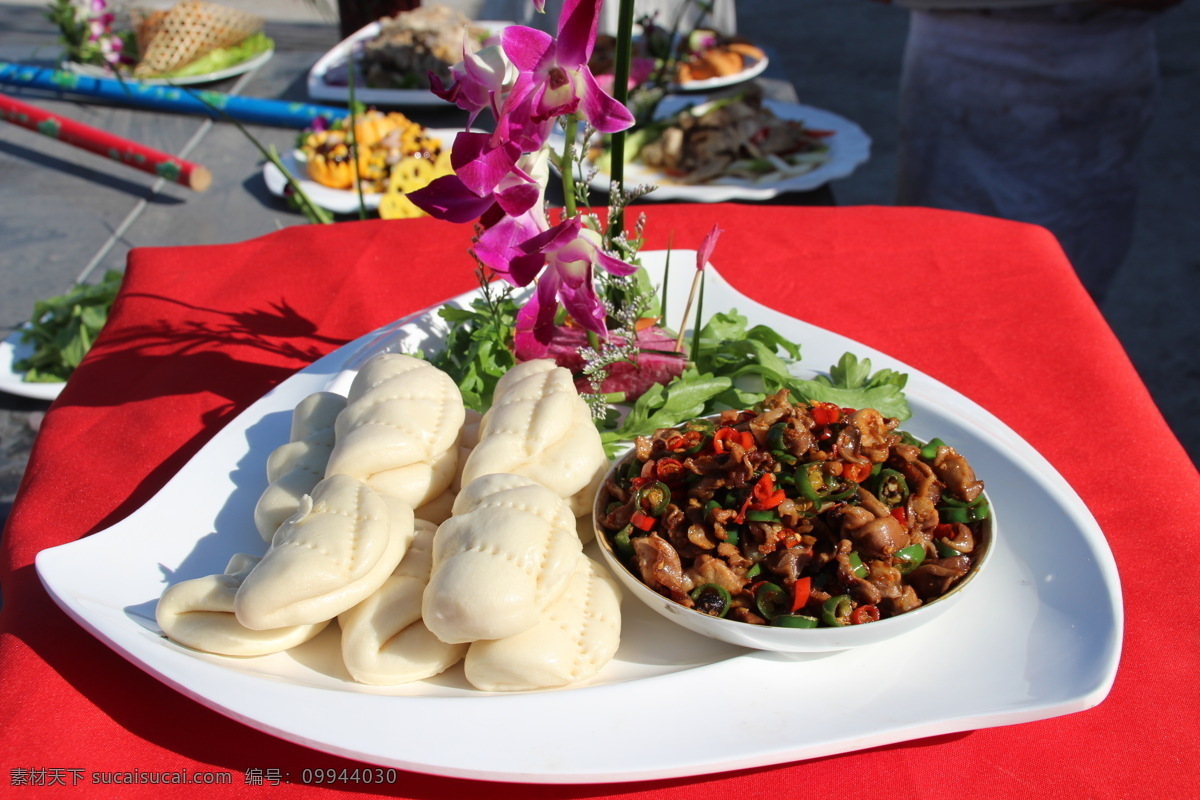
14,270,123,383
599,366,731,456
788,353,912,420
427,288,519,412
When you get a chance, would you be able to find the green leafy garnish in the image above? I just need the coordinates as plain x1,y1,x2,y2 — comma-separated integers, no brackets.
599,365,731,453
428,281,520,411
423,290,911,456
15,270,123,383
789,353,911,421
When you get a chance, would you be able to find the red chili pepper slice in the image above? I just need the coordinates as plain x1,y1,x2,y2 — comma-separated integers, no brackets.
934,523,955,537
790,576,812,613
843,462,873,483
810,402,842,427
734,495,753,525
655,457,686,485
713,427,738,453
891,507,908,525
851,604,880,625
713,427,755,454
630,511,656,531
750,473,786,510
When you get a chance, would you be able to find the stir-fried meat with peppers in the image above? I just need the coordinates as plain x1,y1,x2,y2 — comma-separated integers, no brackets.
597,391,989,628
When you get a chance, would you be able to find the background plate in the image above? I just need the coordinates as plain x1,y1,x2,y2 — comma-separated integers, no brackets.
61,46,274,86
35,253,1120,783
306,20,509,107
669,47,768,92
0,328,63,401
261,128,459,215
562,99,871,201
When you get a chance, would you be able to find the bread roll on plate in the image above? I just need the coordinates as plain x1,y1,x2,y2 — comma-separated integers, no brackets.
461,359,607,520
157,554,329,657
325,353,465,509
235,474,415,630
339,520,468,685
465,554,622,692
253,391,346,542
422,473,583,644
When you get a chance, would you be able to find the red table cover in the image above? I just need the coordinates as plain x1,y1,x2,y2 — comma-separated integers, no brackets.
2,205,1196,798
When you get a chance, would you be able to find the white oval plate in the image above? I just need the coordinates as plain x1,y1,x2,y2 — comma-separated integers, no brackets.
0,328,64,401
35,252,1120,783
261,129,459,215
61,45,274,87
306,20,511,107
557,98,871,202
669,46,769,92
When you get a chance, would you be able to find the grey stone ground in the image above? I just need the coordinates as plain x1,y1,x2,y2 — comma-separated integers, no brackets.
1,0,1197,531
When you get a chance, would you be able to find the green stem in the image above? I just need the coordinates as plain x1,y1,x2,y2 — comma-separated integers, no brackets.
607,0,635,238
561,115,579,218
347,53,366,221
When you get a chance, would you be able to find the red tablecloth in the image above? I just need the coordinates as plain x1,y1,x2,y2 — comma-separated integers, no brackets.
2,205,1196,798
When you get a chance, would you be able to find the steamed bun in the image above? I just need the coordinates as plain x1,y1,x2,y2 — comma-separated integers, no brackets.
235,474,415,630
325,353,466,509
156,554,329,656
460,360,607,520
422,473,582,644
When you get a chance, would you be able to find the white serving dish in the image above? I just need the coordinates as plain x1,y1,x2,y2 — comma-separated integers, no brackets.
35,251,1121,783
593,443,995,652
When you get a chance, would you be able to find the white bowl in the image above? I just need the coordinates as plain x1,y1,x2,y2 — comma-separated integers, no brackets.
592,449,995,653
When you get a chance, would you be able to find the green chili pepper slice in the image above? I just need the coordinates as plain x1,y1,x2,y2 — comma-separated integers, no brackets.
634,481,672,517
613,524,636,559
795,463,825,509
722,525,741,546
766,422,789,452
936,539,964,558
754,582,787,620
894,543,927,574
746,562,763,580
689,583,732,618
795,463,855,511
822,594,854,627
848,550,868,579
938,496,990,524
920,437,949,461
772,613,819,629
771,450,798,466
939,492,982,508
938,506,972,524
746,509,779,523
871,468,910,509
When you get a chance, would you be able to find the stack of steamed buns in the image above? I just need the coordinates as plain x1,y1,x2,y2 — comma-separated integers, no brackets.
155,355,622,692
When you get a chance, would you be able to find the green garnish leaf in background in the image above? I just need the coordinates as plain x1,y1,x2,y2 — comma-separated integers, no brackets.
15,270,124,383
428,283,521,412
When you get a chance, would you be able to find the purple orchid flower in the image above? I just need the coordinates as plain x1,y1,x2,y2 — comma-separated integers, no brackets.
498,0,634,150
430,39,517,127
408,138,543,224
507,216,638,353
